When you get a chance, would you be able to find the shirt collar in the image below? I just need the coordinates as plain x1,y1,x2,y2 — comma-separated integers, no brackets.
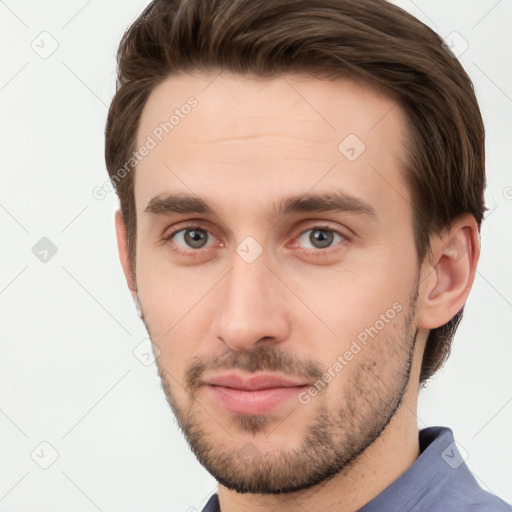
201,426,490,512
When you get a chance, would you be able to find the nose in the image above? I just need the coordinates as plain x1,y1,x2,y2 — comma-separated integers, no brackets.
210,249,291,352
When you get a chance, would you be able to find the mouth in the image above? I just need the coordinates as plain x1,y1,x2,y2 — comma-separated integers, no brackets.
203,372,311,415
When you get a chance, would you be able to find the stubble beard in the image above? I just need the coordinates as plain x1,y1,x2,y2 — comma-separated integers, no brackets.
140,283,419,494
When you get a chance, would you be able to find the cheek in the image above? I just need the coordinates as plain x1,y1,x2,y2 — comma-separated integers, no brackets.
292,261,400,320
136,247,212,328
289,250,415,353
135,255,220,373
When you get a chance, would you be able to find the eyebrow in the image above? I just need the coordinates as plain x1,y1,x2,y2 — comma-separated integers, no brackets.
144,190,378,220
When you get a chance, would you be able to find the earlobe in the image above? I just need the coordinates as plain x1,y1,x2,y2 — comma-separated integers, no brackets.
114,209,137,294
417,215,480,330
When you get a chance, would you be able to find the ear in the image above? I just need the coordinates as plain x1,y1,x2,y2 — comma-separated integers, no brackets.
114,209,137,296
417,214,480,330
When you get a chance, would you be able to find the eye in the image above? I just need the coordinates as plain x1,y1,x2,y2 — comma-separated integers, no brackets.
167,227,215,250
297,227,346,250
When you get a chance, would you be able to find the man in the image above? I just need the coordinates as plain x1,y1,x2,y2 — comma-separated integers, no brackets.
104,0,511,510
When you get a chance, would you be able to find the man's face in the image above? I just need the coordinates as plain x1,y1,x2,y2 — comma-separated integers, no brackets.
130,72,425,493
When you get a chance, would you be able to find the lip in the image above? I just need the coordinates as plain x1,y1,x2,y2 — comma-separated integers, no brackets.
204,372,309,390
203,372,310,415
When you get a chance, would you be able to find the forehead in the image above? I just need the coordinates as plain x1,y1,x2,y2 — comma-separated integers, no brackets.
134,71,410,222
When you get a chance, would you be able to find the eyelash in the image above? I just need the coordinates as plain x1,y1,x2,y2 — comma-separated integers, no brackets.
163,224,349,258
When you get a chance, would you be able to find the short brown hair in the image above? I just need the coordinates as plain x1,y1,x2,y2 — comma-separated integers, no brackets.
105,0,486,384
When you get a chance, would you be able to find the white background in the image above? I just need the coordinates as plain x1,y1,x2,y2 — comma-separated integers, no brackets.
0,0,511,510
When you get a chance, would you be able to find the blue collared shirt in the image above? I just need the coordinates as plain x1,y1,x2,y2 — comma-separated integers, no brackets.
201,426,511,511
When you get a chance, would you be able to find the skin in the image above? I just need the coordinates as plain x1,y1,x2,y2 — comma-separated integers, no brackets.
115,71,480,512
